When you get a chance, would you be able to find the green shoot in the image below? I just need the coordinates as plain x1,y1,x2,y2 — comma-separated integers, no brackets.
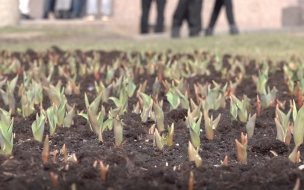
0,109,14,154
246,113,257,139
203,109,221,140
188,141,202,167
32,113,46,142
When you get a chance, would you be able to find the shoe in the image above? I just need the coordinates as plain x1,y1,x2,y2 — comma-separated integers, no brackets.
189,31,200,37
154,25,164,33
230,25,239,35
20,14,33,20
171,27,180,38
48,12,56,20
205,27,213,36
101,16,109,22
84,15,96,21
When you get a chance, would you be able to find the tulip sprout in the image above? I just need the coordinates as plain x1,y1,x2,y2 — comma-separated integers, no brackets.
235,133,247,164
123,77,136,97
203,109,221,140
138,92,153,122
166,88,180,110
230,94,251,122
246,113,257,139
0,108,14,154
94,81,113,103
114,115,124,146
50,172,59,187
84,93,102,116
153,128,164,150
153,99,164,132
288,145,300,163
31,112,46,142
61,144,68,163
43,84,64,105
100,161,109,181
42,135,49,163
188,141,202,167
188,171,194,190
293,104,304,145
203,81,227,111
252,69,268,95
46,105,58,136
109,86,128,115
274,105,292,144
167,123,174,146
187,110,202,148
293,178,301,190
0,75,18,114
221,155,229,166
259,86,278,109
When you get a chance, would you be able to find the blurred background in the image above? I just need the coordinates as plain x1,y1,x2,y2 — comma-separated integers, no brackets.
0,0,304,58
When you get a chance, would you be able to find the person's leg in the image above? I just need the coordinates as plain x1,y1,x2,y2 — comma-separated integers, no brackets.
140,0,152,34
50,0,56,12
171,0,189,38
86,0,97,15
19,0,30,14
155,0,166,33
224,0,239,34
101,0,112,16
71,0,77,17
205,0,224,36
43,0,51,18
72,0,84,18
19,0,32,19
187,0,202,37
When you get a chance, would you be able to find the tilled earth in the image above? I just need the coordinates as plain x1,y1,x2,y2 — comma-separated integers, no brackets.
0,48,303,190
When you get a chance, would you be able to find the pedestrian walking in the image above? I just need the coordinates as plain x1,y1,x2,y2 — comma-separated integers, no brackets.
85,0,112,21
140,0,167,34
171,0,203,38
19,0,32,19
71,0,86,18
56,0,72,19
43,0,57,19
205,0,239,36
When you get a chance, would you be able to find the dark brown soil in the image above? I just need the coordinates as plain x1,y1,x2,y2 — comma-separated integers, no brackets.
0,47,303,190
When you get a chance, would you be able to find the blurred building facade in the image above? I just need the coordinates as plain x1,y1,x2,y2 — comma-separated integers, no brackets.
28,0,303,33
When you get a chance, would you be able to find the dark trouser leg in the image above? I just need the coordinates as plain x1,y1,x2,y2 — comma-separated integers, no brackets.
50,0,56,12
43,0,56,18
72,0,85,18
224,0,234,25
208,0,223,28
224,0,239,34
187,0,202,36
43,0,51,18
155,0,166,33
171,0,189,38
205,0,223,35
141,0,152,34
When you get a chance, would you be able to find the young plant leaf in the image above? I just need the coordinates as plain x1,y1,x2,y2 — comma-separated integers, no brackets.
46,105,58,136
114,116,123,146
188,141,202,167
235,133,247,164
293,105,304,145
167,123,174,146
0,117,14,155
246,113,256,139
289,144,300,163
153,101,164,132
31,113,46,142
42,135,49,163
153,128,164,150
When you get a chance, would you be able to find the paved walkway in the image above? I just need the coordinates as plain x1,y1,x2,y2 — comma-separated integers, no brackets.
1,19,304,45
